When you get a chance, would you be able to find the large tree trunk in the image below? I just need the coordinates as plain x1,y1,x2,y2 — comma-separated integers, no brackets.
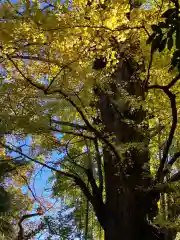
93,48,176,240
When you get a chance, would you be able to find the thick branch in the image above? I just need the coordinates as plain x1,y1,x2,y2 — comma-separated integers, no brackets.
85,140,102,199
86,168,101,198
17,213,42,240
169,172,180,182
168,151,180,166
148,85,177,182
24,222,45,240
145,172,180,192
148,85,166,91
94,138,103,194
83,168,105,227
167,73,180,89
158,89,177,181
140,183,176,194
74,175,104,220
149,74,180,90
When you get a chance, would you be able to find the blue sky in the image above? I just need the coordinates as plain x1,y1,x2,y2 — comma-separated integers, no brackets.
5,134,63,239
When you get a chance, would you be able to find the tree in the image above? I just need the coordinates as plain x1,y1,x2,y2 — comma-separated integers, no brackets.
1,0,180,239
0,140,34,239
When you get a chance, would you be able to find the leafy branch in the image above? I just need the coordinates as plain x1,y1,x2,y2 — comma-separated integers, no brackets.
6,53,121,164
0,140,106,224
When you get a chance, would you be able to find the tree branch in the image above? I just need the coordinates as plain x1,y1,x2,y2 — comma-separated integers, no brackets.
144,50,153,90
148,85,177,182
17,213,43,240
167,73,180,89
51,119,88,131
0,141,98,211
50,127,95,140
46,88,121,162
21,175,46,211
158,89,177,181
169,171,180,183
148,73,180,90
168,151,180,166
65,141,87,171
24,222,45,240
94,138,103,194
139,182,175,194
0,140,76,177
11,55,61,66
41,24,146,33
6,54,120,163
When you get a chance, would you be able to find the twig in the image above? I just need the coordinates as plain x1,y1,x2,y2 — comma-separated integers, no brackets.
10,55,62,66
21,175,46,211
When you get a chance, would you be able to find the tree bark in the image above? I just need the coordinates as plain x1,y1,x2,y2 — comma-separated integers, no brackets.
92,48,176,240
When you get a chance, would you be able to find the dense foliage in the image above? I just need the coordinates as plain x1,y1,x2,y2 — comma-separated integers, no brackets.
1,0,180,239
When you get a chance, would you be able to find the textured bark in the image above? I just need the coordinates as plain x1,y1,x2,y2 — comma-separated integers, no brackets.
92,49,176,240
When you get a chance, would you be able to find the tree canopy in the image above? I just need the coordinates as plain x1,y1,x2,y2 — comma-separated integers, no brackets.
1,0,180,239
